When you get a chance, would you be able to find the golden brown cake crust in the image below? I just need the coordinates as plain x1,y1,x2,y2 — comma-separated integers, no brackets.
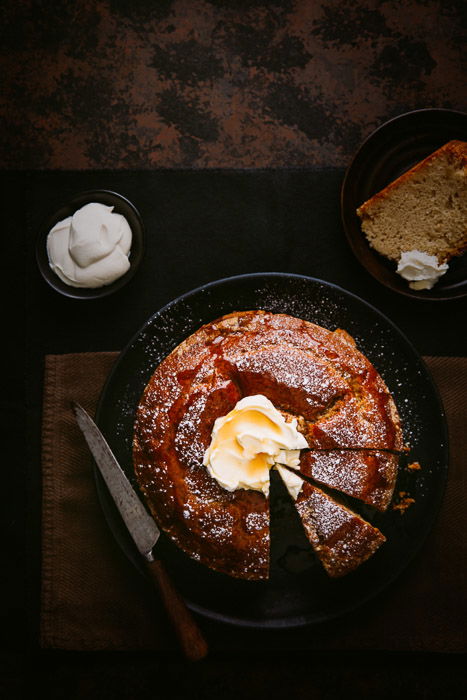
133,310,402,579
294,481,386,578
358,140,467,216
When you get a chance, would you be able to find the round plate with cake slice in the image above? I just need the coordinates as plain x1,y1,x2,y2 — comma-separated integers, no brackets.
95,273,448,627
341,108,467,300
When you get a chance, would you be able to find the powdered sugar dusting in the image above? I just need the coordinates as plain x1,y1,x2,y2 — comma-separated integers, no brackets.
100,275,447,581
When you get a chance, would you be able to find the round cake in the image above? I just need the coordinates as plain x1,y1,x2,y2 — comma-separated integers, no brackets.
132,310,402,580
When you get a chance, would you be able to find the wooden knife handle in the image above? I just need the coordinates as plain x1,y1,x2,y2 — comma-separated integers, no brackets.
146,557,208,661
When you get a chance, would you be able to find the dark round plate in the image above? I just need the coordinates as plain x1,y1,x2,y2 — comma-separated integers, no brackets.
95,273,448,628
36,189,145,299
341,108,467,300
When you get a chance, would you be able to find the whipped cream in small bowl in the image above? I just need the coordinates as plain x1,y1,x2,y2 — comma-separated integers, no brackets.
36,190,145,299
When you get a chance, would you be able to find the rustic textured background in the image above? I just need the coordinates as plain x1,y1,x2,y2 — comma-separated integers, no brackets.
2,0,466,169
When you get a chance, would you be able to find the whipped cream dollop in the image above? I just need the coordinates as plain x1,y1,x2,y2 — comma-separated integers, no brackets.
396,249,448,290
46,202,132,288
203,395,308,498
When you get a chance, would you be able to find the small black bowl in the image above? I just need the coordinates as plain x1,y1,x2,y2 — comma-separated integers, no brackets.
36,189,145,299
341,108,467,301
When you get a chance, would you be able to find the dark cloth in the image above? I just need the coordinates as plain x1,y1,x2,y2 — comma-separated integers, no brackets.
40,352,466,652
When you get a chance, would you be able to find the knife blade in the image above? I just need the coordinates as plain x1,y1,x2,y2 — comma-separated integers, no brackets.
73,402,159,561
72,402,208,661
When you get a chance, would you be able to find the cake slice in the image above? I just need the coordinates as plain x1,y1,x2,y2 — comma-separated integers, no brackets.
357,140,467,263
298,348,402,512
277,467,385,577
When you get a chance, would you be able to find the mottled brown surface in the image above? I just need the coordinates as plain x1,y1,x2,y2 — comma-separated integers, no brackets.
2,0,466,169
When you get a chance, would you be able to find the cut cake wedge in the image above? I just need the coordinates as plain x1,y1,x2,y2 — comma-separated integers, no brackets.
277,467,386,578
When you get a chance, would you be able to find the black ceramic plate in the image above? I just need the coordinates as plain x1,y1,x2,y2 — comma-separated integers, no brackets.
95,273,448,628
36,189,145,299
341,108,467,300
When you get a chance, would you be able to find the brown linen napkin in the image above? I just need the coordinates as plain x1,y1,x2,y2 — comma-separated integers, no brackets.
40,352,175,651
40,353,467,652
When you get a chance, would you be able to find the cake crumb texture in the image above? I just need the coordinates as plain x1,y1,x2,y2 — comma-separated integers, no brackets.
357,140,467,262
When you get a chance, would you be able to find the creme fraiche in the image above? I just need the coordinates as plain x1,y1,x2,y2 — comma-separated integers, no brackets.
46,202,132,288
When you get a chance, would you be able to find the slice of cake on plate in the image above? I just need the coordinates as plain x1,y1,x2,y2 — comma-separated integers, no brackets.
357,140,467,289
276,466,386,578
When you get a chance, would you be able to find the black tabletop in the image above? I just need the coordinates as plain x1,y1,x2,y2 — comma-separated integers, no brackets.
7,167,465,658
23,169,466,357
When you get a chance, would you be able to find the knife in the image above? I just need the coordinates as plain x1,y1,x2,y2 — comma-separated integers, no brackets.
72,402,208,661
